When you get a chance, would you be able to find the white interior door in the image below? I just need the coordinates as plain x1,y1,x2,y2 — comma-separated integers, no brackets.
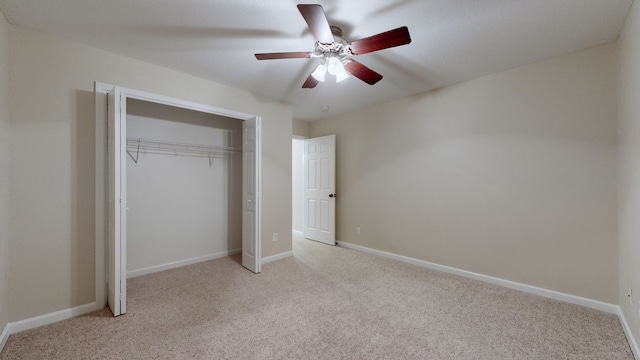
303,135,336,245
107,86,127,316
242,117,261,273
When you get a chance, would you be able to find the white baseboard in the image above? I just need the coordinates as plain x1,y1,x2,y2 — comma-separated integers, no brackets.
292,230,304,237
261,251,293,264
337,240,618,314
127,249,242,278
1,302,101,352
3,302,99,346
617,307,640,359
0,323,8,354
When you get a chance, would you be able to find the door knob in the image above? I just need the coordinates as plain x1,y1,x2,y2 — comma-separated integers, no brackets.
329,194,336,198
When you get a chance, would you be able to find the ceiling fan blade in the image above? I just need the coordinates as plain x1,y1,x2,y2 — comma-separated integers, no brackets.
302,74,319,88
297,4,334,44
344,60,383,85
349,26,411,55
255,52,311,60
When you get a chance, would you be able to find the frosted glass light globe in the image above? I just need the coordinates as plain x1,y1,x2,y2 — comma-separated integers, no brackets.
327,56,344,76
311,63,326,81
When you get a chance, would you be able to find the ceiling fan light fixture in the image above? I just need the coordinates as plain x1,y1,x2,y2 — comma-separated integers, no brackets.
311,63,327,82
335,67,350,83
326,56,344,76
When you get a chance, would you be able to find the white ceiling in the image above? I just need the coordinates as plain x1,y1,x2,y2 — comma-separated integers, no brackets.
0,0,633,121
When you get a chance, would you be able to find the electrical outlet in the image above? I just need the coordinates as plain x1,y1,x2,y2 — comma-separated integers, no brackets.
272,233,278,242
356,227,361,235
629,286,634,306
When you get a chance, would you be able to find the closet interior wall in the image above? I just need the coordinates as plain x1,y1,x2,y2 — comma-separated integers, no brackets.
126,99,243,277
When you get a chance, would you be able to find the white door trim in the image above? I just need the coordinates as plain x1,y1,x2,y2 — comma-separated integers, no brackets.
94,82,262,309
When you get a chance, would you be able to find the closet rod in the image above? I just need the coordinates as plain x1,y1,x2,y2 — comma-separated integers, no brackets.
126,137,240,165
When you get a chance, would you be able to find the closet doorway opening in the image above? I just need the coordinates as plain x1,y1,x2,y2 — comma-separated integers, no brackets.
125,99,243,278
95,83,262,317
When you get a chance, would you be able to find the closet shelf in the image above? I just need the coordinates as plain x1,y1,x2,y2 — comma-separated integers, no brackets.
126,137,240,166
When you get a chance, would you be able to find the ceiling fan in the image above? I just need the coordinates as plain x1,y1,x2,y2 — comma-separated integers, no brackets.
255,4,412,88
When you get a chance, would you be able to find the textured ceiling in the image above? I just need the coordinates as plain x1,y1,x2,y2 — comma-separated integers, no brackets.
0,0,633,121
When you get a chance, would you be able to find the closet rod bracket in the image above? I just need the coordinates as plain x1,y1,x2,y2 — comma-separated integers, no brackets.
126,138,141,164
208,148,219,167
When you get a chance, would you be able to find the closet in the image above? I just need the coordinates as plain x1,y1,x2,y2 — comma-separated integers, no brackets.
125,98,242,278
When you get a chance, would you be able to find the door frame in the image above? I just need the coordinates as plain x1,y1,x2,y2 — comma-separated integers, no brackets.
94,82,262,309
291,136,308,237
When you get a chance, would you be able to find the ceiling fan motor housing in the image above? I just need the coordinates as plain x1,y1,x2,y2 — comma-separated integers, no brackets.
314,26,350,59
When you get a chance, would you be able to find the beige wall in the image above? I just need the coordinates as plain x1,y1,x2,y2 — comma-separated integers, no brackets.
0,12,9,334
618,0,640,346
310,43,618,303
7,25,292,321
293,119,310,138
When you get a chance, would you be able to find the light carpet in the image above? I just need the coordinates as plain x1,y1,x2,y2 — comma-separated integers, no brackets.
0,236,634,359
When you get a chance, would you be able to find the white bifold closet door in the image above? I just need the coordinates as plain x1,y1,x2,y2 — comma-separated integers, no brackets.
242,117,261,273
107,86,127,316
